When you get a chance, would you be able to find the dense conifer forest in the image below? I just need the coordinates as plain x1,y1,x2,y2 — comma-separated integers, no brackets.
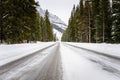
62,0,120,43
0,0,54,44
1,0,120,43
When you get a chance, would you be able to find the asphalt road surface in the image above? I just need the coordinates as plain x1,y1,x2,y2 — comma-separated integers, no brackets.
0,42,120,80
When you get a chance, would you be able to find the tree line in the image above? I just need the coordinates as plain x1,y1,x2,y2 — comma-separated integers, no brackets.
0,0,54,44
62,0,120,43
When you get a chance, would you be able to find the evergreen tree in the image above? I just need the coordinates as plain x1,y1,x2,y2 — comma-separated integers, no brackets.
62,0,87,42
33,13,41,41
2,0,39,43
99,0,111,42
69,5,76,42
1,0,55,43
0,0,8,43
84,0,93,42
112,0,120,43
78,0,85,42
62,0,116,43
39,16,44,41
74,5,81,42
91,0,102,42
44,10,53,41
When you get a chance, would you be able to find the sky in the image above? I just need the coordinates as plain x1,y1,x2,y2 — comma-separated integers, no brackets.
36,0,80,24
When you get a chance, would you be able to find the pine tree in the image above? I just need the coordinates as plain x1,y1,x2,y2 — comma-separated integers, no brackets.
62,0,113,43
2,0,39,43
33,13,41,41
39,16,44,41
21,0,38,42
99,0,111,42
62,0,87,42
84,0,93,42
69,5,76,42
0,0,8,43
1,0,55,43
44,10,53,41
0,0,3,43
91,0,102,42
74,5,81,42
78,0,86,42
91,0,111,43
112,0,120,43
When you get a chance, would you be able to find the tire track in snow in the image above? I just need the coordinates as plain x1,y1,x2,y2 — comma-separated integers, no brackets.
63,43,120,78
0,42,63,80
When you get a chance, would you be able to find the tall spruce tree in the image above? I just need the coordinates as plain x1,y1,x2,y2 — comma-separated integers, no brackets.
20,0,38,42
99,0,111,42
112,0,120,43
62,0,115,43
69,5,76,42
39,16,44,41
0,0,8,43
62,0,88,42
74,5,81,42
1,0,55,43
91,0,103,42
0,0,43,43
0,0,3,43
78,0,86,42
84,0,93,42
44,10,53,41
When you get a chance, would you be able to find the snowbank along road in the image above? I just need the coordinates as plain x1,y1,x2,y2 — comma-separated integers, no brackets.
0,42,120,80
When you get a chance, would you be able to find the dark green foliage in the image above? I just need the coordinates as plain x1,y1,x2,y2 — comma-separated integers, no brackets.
44,10,54,41
99,0,111,42
0,0,54,44
0,0,39,43
62,0,90,42
0,0,8,43
91,0,102,42
62,0,114,43
112,0,120,43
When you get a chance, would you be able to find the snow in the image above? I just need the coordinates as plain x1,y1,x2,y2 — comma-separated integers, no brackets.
66,43,120,58
53,29,62,41
37,7,66,25
0,42,120,80
60,43,120,80
37,7,67,40
54,23,67,30
0,42,54,66
0,43,59,80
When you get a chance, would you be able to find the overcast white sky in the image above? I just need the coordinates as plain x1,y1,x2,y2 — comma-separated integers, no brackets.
36,0,79,24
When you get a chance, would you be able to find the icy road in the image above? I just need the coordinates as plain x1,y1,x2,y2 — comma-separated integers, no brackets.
0,42,120,80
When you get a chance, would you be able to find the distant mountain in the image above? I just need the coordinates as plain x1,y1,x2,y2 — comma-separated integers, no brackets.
37,7,67,40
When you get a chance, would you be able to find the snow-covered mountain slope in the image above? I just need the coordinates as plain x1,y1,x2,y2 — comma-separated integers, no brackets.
37,7,67,40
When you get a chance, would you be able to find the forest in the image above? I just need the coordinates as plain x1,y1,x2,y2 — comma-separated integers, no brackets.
0,0,120,44
62,0,120,43
0,0,54,44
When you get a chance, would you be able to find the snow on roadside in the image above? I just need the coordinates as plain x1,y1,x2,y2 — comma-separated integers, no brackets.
66,42,120,58
0,42,54,66
60,44,120,80
53,29,62,41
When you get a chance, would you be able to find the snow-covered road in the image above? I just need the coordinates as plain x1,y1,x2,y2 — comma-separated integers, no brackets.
0,42,120,80
61,43,120,80
0,42,62,80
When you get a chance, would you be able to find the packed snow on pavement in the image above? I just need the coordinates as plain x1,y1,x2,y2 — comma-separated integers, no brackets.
65,42,120,58
0,42,54,66
0,42,120,80
61,43,120,80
